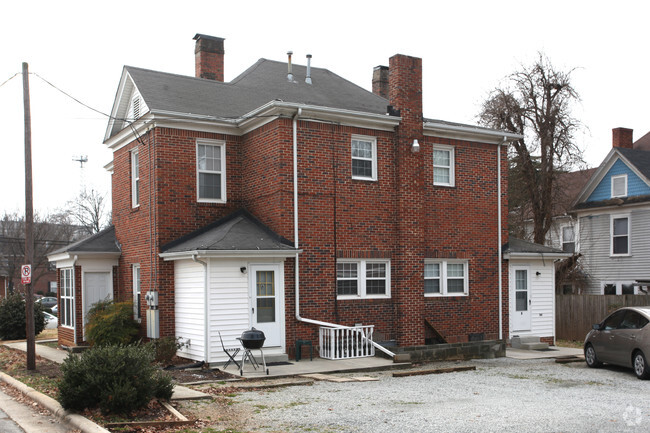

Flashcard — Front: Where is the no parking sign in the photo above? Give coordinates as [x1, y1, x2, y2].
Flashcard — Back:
[21, 265, 31, 284]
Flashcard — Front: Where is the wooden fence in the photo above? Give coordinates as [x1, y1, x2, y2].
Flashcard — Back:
[556, 295, 650, 341]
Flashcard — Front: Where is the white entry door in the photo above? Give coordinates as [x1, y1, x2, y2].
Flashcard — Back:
[512, 268, 531, 331]
[83, 272, 112, 337]
[250, 264, 283, 347]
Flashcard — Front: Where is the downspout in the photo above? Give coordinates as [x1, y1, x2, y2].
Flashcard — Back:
[498, 138, 506, 340]
[192, 254, 209, 363]
[292, 108, 395, 358]
[73, 255, 78, 345]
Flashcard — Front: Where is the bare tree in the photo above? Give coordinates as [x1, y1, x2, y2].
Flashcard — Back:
[479, 54, 584, 244]
[67, 189, 110, 235]
[0, 212, 78, 292]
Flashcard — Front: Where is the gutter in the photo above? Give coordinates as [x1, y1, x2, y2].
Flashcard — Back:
[291, 107, 396, 358]
[192, 255, 209, 363]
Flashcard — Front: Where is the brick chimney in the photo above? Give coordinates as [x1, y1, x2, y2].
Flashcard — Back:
[612, 127, 633, 149]
[372, 65, 389, 99]
[193, 34, 224, 81]
[388, 54, 423, 133]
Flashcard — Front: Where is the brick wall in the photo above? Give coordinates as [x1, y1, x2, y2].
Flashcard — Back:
[109, 55, 509, 349]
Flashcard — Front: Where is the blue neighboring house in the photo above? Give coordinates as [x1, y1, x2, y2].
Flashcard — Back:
[572, 128, 650, 294]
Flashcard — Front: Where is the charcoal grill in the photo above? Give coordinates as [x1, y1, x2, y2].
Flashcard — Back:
[237, 327, 269, 375]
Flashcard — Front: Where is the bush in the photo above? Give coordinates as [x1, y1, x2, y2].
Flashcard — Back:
[58, 344, 174, 414]
[147, 336, 186, 365]
[0, 293, 46, 340]
[85, 300, 140, 346]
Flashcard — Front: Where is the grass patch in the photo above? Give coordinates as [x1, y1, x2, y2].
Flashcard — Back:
[555, 339, 583, 349]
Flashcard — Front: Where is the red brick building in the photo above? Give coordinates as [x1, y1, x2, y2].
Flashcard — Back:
[50, 35, 520, 362]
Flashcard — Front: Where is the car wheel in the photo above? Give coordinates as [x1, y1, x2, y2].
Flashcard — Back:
[585, 344, 602, 368]
[633, 351, 650, 380]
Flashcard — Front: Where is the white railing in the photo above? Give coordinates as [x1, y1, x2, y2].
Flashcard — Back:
[319, 325, 375, 360]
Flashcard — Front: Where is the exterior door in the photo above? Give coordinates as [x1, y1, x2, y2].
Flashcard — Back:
[83, 272, 112, 337]
[250, 264, 282, 347]
[512, 267, 531, 331]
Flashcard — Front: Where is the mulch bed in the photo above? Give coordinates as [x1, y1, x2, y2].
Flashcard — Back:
[0, 345, 240, 432]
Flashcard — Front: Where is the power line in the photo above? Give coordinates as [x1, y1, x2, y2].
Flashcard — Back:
[0, 73, 19, 89]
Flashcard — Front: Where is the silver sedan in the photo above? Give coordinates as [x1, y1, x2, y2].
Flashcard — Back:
[584, 306, 650, 379]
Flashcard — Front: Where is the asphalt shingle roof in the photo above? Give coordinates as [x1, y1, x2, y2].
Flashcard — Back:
[503, 237, 566, 255]
[617, 148, 650, 180]
[161, 210, 296, 254]
[49, 226, 120, 255]
[126, 59, 389, 122]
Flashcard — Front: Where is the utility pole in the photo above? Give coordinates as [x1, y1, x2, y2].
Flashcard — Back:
[23, 62, 35, 370]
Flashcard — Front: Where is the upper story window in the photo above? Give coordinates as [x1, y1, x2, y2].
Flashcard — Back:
[611, 174, 627, 198]
[562, 226, 575, 253]
[611, 215, 630, 256]
[131, 149, 140, 208]
[197, 140, 226, 202]
[336, 259, 390, 299]
[433, 145, 455, 187]
[424, 260, 468, 296]
[351, 136, 377, 181]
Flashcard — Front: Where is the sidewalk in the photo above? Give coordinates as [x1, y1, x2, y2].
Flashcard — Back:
[0, 387, 70, 433]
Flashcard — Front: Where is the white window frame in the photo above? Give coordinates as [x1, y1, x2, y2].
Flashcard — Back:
[131, 149, 140, 208]
[611, 174, 627, 198]
[561, 225, 575, 253]
[610, 214, 631, 256]
[424, 260, 469, 297]
[60, 268, 74, 328]
[351, 135, 377, 181]
[336, 259, 390, 299]
[133, 264, 141, 320]
[601, 281, 637, 295]
[433, 144, 455, 187]
[196, 139, 226, 203]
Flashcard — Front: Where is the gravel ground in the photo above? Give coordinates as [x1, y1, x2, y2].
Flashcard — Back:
[229, 357, 650, 433]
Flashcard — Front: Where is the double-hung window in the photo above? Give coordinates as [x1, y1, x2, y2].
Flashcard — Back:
[351, 136, 377, 180]
[611, 215, 630, 256]
[424, 260, 468, 296]
[337, 260, 390, 299]
[60, 268, 74, 327]
[433, 145, 455, 186]
[131, 149, 140, 208]
[562, 226, 575, 253]
[197, 140, 226, 202]
[133, 264, 141, 320]
[611, 174, 627, 198]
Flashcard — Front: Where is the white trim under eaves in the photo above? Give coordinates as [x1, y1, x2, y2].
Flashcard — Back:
[159, 249, 302, 261]
[503, 251, 571, 260]
[424, 121, 522, 144]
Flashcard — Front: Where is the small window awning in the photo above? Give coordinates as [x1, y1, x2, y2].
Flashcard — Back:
[159, 209, 300, 260]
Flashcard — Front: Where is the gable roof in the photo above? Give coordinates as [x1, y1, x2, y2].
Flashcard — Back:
[634, 131, 650, 151]
[573, 148, 650, 210]
[159, 209, 298, 259]
[105, 60, 391, 141]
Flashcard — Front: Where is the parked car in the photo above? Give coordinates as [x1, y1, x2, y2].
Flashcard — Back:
[51, 304, 58, 315]
[36, 296, 57, 309]
[43, 311, 58, 330]
[584, 307, 650, 379]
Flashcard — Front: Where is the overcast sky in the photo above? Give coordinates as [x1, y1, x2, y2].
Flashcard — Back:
[2, 0, 648, 216]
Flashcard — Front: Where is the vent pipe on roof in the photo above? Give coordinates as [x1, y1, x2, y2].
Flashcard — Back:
[305, 54, 312, 85]
[287, 51, 294, 82]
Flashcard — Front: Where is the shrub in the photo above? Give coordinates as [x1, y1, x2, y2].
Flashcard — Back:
[58, 344, 174, 414]
[85, 299, 140, 346]
[0, 293, 45, 340]
[147, 336, 186, 365]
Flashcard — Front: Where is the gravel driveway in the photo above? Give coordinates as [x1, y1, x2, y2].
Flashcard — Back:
[230, 357, 649, 432]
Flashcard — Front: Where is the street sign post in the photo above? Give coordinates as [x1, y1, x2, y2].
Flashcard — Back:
[21, 264, 31, 285]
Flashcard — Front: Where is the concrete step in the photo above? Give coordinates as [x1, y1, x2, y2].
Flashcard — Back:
[520, 342, 549, 350]
[510, 336, 549, 350]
